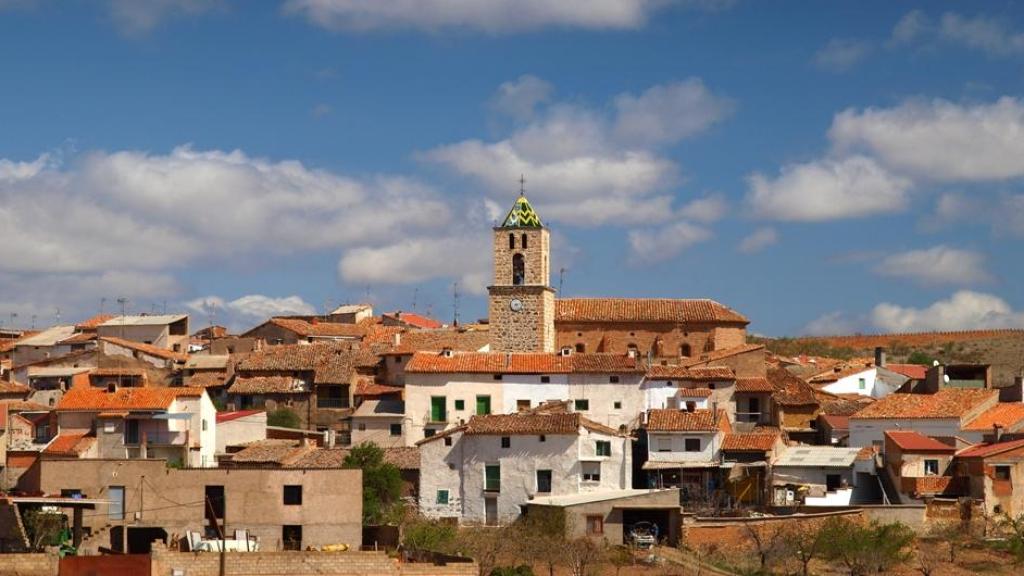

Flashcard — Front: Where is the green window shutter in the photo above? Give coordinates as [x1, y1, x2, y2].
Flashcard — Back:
[596, 441, 611, 457]
[454, 399, 465, 411]
[436, 490, 449, 505]
[476, 395, 491, 415]
[485, 464, 501, 492]
[431, 396, 446, 422]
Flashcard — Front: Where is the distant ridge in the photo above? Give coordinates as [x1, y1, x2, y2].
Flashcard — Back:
[780, 329, 1024, 349]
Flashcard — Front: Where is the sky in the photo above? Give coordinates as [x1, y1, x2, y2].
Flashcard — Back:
[1, 0, 1024, 336]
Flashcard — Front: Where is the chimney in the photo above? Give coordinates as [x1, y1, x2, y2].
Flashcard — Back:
[310, 317, 318, 325]
[560, 347, 573, 357]
[325, 429, 336, 448]
[392, 332, 402, 347]
[441, 347, 454, 358]
[874, 347, 886, 368]
[994, 424, 1004, 443]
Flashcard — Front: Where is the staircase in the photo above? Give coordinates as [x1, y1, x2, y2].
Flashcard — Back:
[77, 523, 114, 555]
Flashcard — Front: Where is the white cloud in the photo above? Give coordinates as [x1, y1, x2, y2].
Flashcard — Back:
[801, 311, 860, 336]
[939, 12, 1024, 56]
[339, 234, 491, 296]
[311, 103, 333, 118]
[677, 193, 727, 223]
[627, 221, 711, 263]
[283, 0, 676, 33]
[891, 10, 929, 45]
[747, 155, 912, 221]
[105, 0, 220, 34]
[186, 294, 317, 319]
[873, 246, 992, 286]
[488, 75, 553, 121]
[830, 97, 1024, 182]
[426, 77, 731, 226]
[814, 38, 872, 71]
[871, 291, 1024, 332]
[612, 79, 734, 147]
[737, 227, 777, 254]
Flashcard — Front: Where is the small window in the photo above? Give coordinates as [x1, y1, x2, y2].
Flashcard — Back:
[586, 515, 604, 535]
[536, 469, 552, 493]
[493, 374, 503, 381]
[201, 419, 208, 431]
[517, 399, 531, 412]
[995, 466, 1011, 481]
[858, 378, 866, 390]
[708, 382, 716, 390]
[389, 423, 402, 437]
[424, 429, 436, 438]
[454, 399, 465, 411]
[826, 474, 842, 491]
[436, 489, 450, 505]
[485, 464, 501, 492]
[613, 401, 622, 410]
[282, 525, 302, 551]
[684, 438, 701, 452]
[539, 435, 546, 442]
[509, 233, 515, 249]
[574, 399, 589, 411]
[680, 344, 692, 357]
[501, 436, 511, 448]
[657, 438, 672, 452]
[609, 376, 620, 384]
[358, 423, 366, 431]
[521, 233, 528, 249]
[540, 375, 550, 383]
[575, 343, 585, 353]
[581, 461, 601, 482]
[595, 441, 611, 457]
[444, 436, 453, 446]
[283, 485, 302, 506]
[924, 459, 939, 475]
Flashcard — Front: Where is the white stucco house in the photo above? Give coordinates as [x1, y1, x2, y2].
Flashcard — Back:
[643, 408, 730, 494]
[417, 409, 631, 525]
[808, 362, 906, 400]
[848, 388, 999, 448]
[642, 365, 736, 419]
[772, 445, 874, 506]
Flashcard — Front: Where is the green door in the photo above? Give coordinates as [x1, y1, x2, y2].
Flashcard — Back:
[476, 395, 491, 415]
[430, 396, 446, 422]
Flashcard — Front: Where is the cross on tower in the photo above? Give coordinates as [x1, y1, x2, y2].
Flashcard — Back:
[519, 174, 526, 196]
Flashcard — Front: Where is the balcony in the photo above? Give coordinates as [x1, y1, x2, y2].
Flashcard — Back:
[125, 430, 188, 446]
[317, 397, 350, 409]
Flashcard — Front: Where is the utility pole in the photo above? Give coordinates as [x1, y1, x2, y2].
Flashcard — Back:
[452, 282, 460, 327]
[558, 267, 566, 294]
[205, 496, 226, 576]
[117, 298, 128, 390]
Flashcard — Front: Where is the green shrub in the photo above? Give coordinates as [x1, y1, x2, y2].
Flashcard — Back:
[266, 407, 300, 429]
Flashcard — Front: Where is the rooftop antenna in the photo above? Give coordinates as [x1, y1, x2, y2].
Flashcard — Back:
[100, 297, 107, 316]
[9, 312, 17, 329]
[116, 298, 128, 389]
[412, 287, 419, 312]
[558, 267, 566, 294]
[452, 282, 460, 327]
[30, 314, 36, 330]
[55, 307, 61, 325]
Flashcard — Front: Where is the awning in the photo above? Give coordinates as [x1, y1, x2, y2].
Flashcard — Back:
[152, 413, 192, 420]
[642, 461, 720, 470]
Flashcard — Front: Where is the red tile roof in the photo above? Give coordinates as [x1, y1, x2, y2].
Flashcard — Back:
[405, 351, 642, 374]
[228, 375, 308, 395]
[383, 311, 443, 330]
[44, 432, 95, 456]
[380, 328, 491, 355]
[354, 382, 403, 397]
[646, 409, 728, 432]
[57, 386, 202, 411]
[852, 389, 998, 420]
[463, 413, 615, 436]
[819, 414, 850, 430]
[886, 363, 928, 380]
[75, 314, 116, 330]
[89, 367, 146, 377]
[252, 318, 367, 339]
[216, 409, 264, 423]
[735, 377, 773, 393]
[957, 437, 1024, 459]
[59, 332, 98, 344]
[768, 367, 819, 405]
[236, 341, 363, 384]
[186, 372, 228, 388]
[885, 430, 955, 452]
[962, 403, 1024, 432]
[676, 388, 714, 398]
[808, 359, 875, 384]
[0, 399, 51, 412]
[646, 365, 735, 380]
[99, 337, 187, 362]
[556, 298, 748, 324]
[0, 380, 30, 394]
[679, 344, 765, 368]
[722, 433, 779, 452]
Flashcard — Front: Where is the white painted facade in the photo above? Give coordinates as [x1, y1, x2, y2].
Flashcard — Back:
[848, 418, 961, 448]
[215, 412, 267, 454]
[646, 430, 724, 465]
[818, 368, 891, 399]
[418, 428, 631, 525]
[642, 379, 736, 419]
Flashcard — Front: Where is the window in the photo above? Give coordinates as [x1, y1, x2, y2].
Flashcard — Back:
[436, 489, 450, 505]
[826, 474, 842, 491]
[318, 384, 349, 409]
[684, 438, 701, 452]
[454, 399, 465, 411]
[512, 253, 525, 285]
[613, 401, 622, 410]
[424, 429, 436, 438]
[493, 374, 503, 381]
[358, 423, 366, 431]
[282, 525, 302, 551]
[444, 436, 453, 446]
[283, 485, 302, 506]
[581, 461, 601, 482]
[501, 436, 511, 448]
[124, 419, 139, 444]
[536, 470, 552, 493]
[540, 375, 550, 383]
[390, 423, 402, 437]
[708, 382, 716, 390]
[858, 378, 866, 390]
[575, 343, 585, 353]
[609, 376, 620, 383]
[995, 466, 1011, 481]
[521, 233, 528, 249]
[61, 489, 83, 499]
[509, 233, 515, 249]
[430, 396, 446, 422]
[685, 401, 696, 412]
[485, 464, 501, 492]
[924, 459, 939, 475]
[574, 399, 589, 411]
[205, 486, 225, 521]
[517, 399, 531, 412]
[596, 440, 611, 457]
[476, 395, 492, 415]
[202, 419, 208, 432]
[539, 434, 546, 442]
[585, 515, 604, 536]
[657, 438, 672, 452]
[680, 344, 692, 357]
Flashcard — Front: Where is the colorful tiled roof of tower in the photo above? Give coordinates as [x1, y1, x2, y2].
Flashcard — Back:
[501, 194, 543, 228]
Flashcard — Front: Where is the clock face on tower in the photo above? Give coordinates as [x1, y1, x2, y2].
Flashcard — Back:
[509, 299, 524, 312]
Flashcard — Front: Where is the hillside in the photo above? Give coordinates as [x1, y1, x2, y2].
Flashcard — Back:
[752, 329, 1024, 388]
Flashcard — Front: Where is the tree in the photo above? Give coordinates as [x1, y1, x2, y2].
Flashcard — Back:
[604, 545, 634, 576]
[865, 521, 915, 573]
[454, 525, 512, 576]
[22, 509, 65, 551]
[510, 509, 566, 576]
[819, 517, 915, 576]
[906, 350, 936, 366]
[997, 512, 1024, 562]
[402, 517, 457, 553]
[784, 521, 828, 576]
[741, 520, 790, 573]
[563, 537, 604, 576]
[266, 407, 300, 428]
[343, 442, 404, 524]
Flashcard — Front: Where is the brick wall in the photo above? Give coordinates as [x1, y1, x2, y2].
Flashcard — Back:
[555, 321, 748, 359]
[0, 552, 58, 576]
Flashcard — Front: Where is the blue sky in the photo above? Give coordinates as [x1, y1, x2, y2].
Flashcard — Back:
[1, 0, 1023, 335]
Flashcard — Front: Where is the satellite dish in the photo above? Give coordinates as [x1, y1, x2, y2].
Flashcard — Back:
[944, 374, 950, 383]
[933, 360, 940, 366]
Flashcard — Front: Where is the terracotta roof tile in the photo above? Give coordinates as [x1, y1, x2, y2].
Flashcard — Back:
[226, 440, 419, 470]
[405, 351, 642, 374]
[186, 372, 228, 388]
[722, 433, 779, 452]
[236, 342, 360, 385]
[735, 377, 773, 393]
[462, 412, 615, 436]
[679, 344, 765, 368]
[99, 337, 187, 362]
[646, 409, 728, 432]
[382, 311, 443, 330]
[216, 409, 263, 423]
[57, 386, 202, 411]
[962, 403, 1024, 432]
[382, 328, 491, 355]
[885, 430, 956, 452]
[957, 438, 1024, 459]
[768, 367, 819, 405]
[808, 359, 875, 384]
[0, 380, 30, 394]
[59, 332, 98, 345]
[676, 388, 714, 398]
[852, 389, 998, 420]
[228, 375, 309, 395]
[646, 365, 734, 380]
[887, 363, 929, 380]
[556, 298, 748, 324]
[44, 432, 95, 456]
[354, 381, 403, 397]
[0, 399, 51, 412]
[253, 318, 367, 339]
[89, 367, 146, 377]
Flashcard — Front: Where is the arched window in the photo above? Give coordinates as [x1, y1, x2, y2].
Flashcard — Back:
[627, 343, 639, 357]
[521, 233, 528, 249]
[509, 233, 515, 249]
[512, 253, 525, 285]
[680, 343, 692, 357]
[575, 343, 585, 353]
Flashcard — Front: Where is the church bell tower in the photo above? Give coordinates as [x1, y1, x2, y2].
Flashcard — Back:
[488, 188, 556, 353]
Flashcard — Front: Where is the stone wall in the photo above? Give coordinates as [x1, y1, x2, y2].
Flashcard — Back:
[0, 552, 57, 576]
[491, 228, 549, 287]
[555, 321, 748, 359]
[488, 286, 555, 353]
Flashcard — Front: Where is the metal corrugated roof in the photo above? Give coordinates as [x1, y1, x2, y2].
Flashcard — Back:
[773, 446, 861, 468]
[99, 314, 187, 327]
